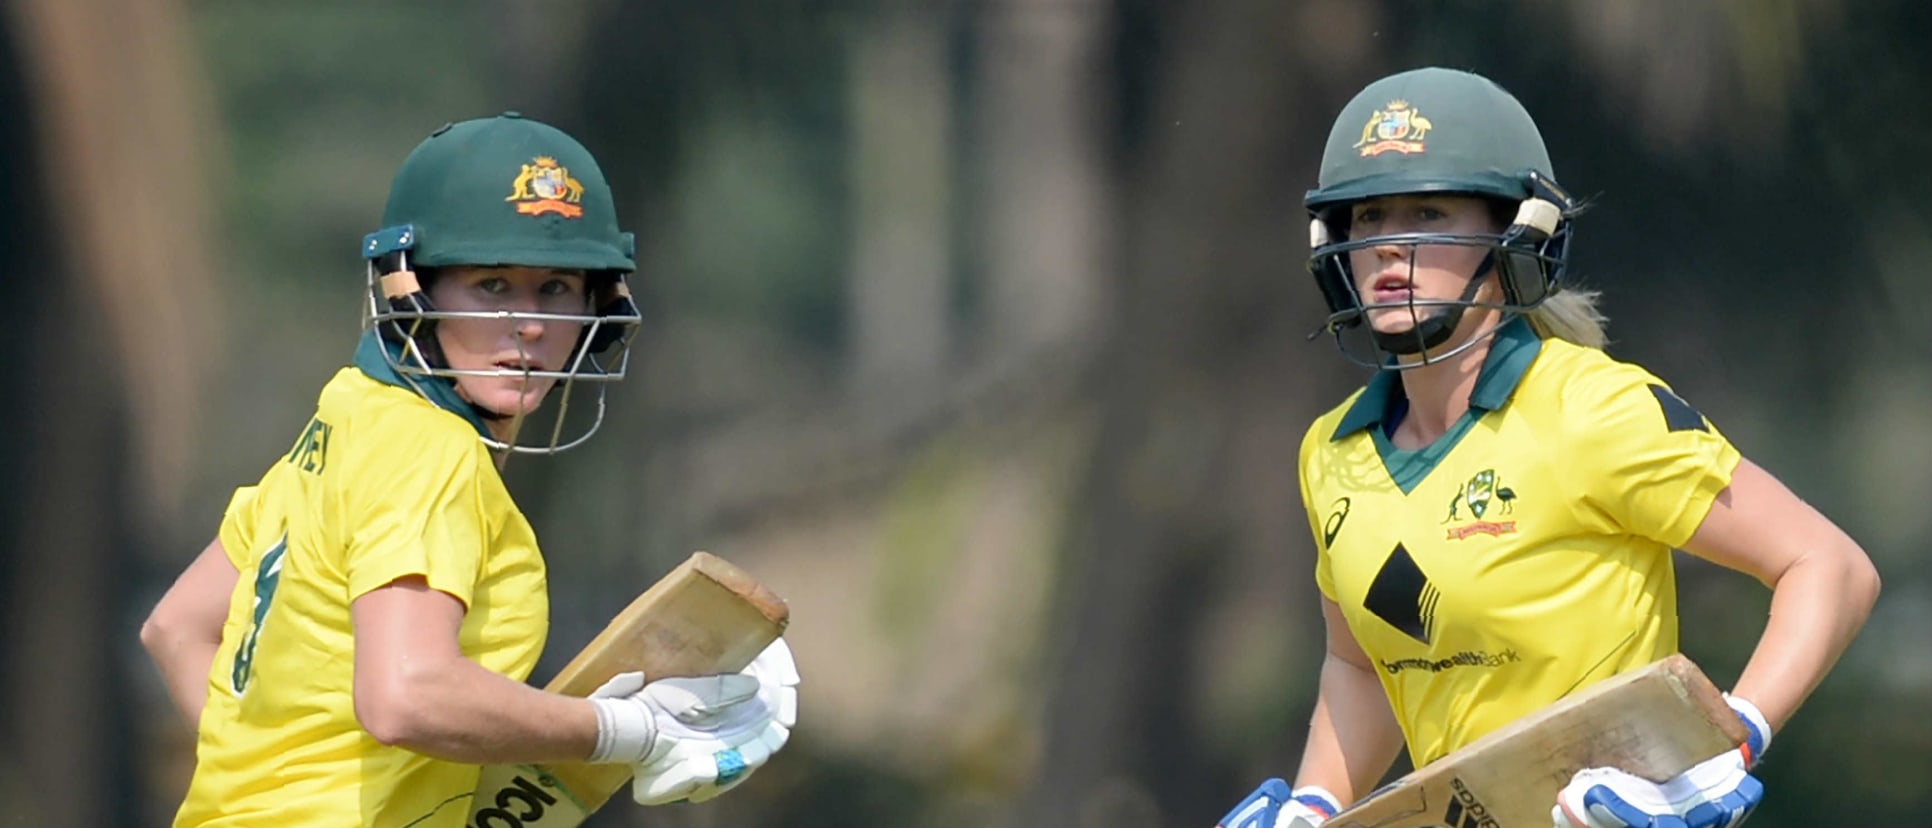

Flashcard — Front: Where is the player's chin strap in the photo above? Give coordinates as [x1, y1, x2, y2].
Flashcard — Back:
[478, 341, 594, 461]
[1370, 270, 1489, 357]
[483, 343, 535, 460]
[1308, 195, 1564, 371]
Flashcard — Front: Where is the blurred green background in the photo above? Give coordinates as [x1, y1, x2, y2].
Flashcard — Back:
[2, 1, 1926, 825]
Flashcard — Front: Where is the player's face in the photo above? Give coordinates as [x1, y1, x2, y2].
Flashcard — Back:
[1345, 195, 1502, 337]
[429, 266, 590, 419]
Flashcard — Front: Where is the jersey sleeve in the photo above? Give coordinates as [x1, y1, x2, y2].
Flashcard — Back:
[1566, 364, 1741, 548]
[217, 485, 263, 567]
[339, 417, 493, 607]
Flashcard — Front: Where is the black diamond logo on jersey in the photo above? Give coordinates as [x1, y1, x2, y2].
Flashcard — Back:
[1364, 544, 1438, 644]
[1648, 384, 1709, 433]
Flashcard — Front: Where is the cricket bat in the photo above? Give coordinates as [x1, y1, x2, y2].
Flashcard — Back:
[1326, 654, 1749, 828]
[465, 552, 790, 828]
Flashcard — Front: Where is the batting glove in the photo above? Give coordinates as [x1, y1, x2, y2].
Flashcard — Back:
[1217, 778, 1341, 828]
[587, 638, 800, 805]
[1552, 694, 1771, 828]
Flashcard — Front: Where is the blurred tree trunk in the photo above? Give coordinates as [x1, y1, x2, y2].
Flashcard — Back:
[7, 0, 221, 525]
[849, 7, 954, 388]
[1016, 1, 1385, 823]
[4, 0, 222, 823]
[977, 0, 1108, 365]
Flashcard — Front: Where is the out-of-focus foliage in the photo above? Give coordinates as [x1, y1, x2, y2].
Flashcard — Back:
[2, 1, 1925, 826]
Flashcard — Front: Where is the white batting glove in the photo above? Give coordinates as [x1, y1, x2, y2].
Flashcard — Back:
[588, 638, 800, 806]
[1216, 778, 1341, 828]
[1552, 695, 1771, 828]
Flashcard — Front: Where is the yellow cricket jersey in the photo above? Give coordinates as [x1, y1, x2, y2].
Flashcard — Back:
[177, 333, 550, 827]
[1302, 317, 1740, 768]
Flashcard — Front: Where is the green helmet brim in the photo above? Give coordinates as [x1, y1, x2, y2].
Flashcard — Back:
[1304, 170, 1530, 214]
[363, 224, 636, 272]
[409, 237, 636, 272]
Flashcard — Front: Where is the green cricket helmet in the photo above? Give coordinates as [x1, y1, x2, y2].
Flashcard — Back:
[1304, 67, 1576, 365]
[361, 112, 642, 453]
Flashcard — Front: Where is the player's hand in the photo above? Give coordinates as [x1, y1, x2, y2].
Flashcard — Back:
[656, 636, 801, 803]
[1552, 695, 1771, 828]
[1216, 778, 1341, 828]
[587, 638, 799, 805]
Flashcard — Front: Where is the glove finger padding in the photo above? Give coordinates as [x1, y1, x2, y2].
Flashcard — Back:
[1554, 755, 1762, 828]
[642, 674, 763, 727]
[588, 672, 766, 767]
[628, 637, 802, 806]
[1216, 778, 1338, 828]
[1218, 778, 1294, 828]
[589, 671, 647, 699]
[1554, 694, 1772, 828]
[682, 724, 783, 804]
[630, 717, 790, 805]
[747, 638, 801, 729]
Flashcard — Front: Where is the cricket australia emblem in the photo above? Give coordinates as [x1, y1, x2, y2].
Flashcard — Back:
[506, 155, 586, 218]
[1354, 99, 1434, 156]
[1442, 468, 1518, 541]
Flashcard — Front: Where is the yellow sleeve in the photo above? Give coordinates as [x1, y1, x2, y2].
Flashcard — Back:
[217, 485, 262, 567]
[339, 416, 492, 607]
[1567, 365, 1741, 548]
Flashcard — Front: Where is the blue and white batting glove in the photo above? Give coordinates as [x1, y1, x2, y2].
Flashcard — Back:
[1217, 778, 1341, 828]
[1552, 694, 1772, 828]
[588, 638, 800, 805]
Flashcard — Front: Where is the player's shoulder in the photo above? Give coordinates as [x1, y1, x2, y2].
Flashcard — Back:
[1298, 384, 1382, 488]
[1301, 386, 1371, 454]
[1523, 338, 1673, 410]
[1518, 338, 1719, 441]
[316, 368, 489, 457]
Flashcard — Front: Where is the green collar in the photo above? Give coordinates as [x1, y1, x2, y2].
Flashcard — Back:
[353, 330, 493, 438]
[1330, 316, 1543, 441]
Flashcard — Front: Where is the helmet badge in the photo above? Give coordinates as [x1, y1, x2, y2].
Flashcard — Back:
[505, 156, 586, 218]
[1353, 100, 1434, 157]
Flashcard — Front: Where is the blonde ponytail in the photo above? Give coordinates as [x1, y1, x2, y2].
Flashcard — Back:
[1526, 288, 1609, 349]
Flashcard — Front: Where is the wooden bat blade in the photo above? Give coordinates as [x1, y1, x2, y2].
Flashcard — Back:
[543, 551, 789, 696]
[466, 552, 789, 827]
[1328, 654, 1748, 828]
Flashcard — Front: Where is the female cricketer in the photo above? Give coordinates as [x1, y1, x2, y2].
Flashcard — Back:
[1217, 68, 1879, 828]
[140, 114, 799, 826]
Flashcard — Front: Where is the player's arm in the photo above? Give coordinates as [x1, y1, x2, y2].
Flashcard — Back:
[140, 537, 238, 727]
[1555, 457, 1880, 828]
[1294, 595, 1406, 806]
[1679, 456, 1881, 732]
[353, 575, 791, 774]
[1568, 373, 1879, 732]
[352, 575, 602, 764]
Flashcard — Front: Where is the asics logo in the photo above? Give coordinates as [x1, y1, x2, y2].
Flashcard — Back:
[1323, 497, 1351, 548]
